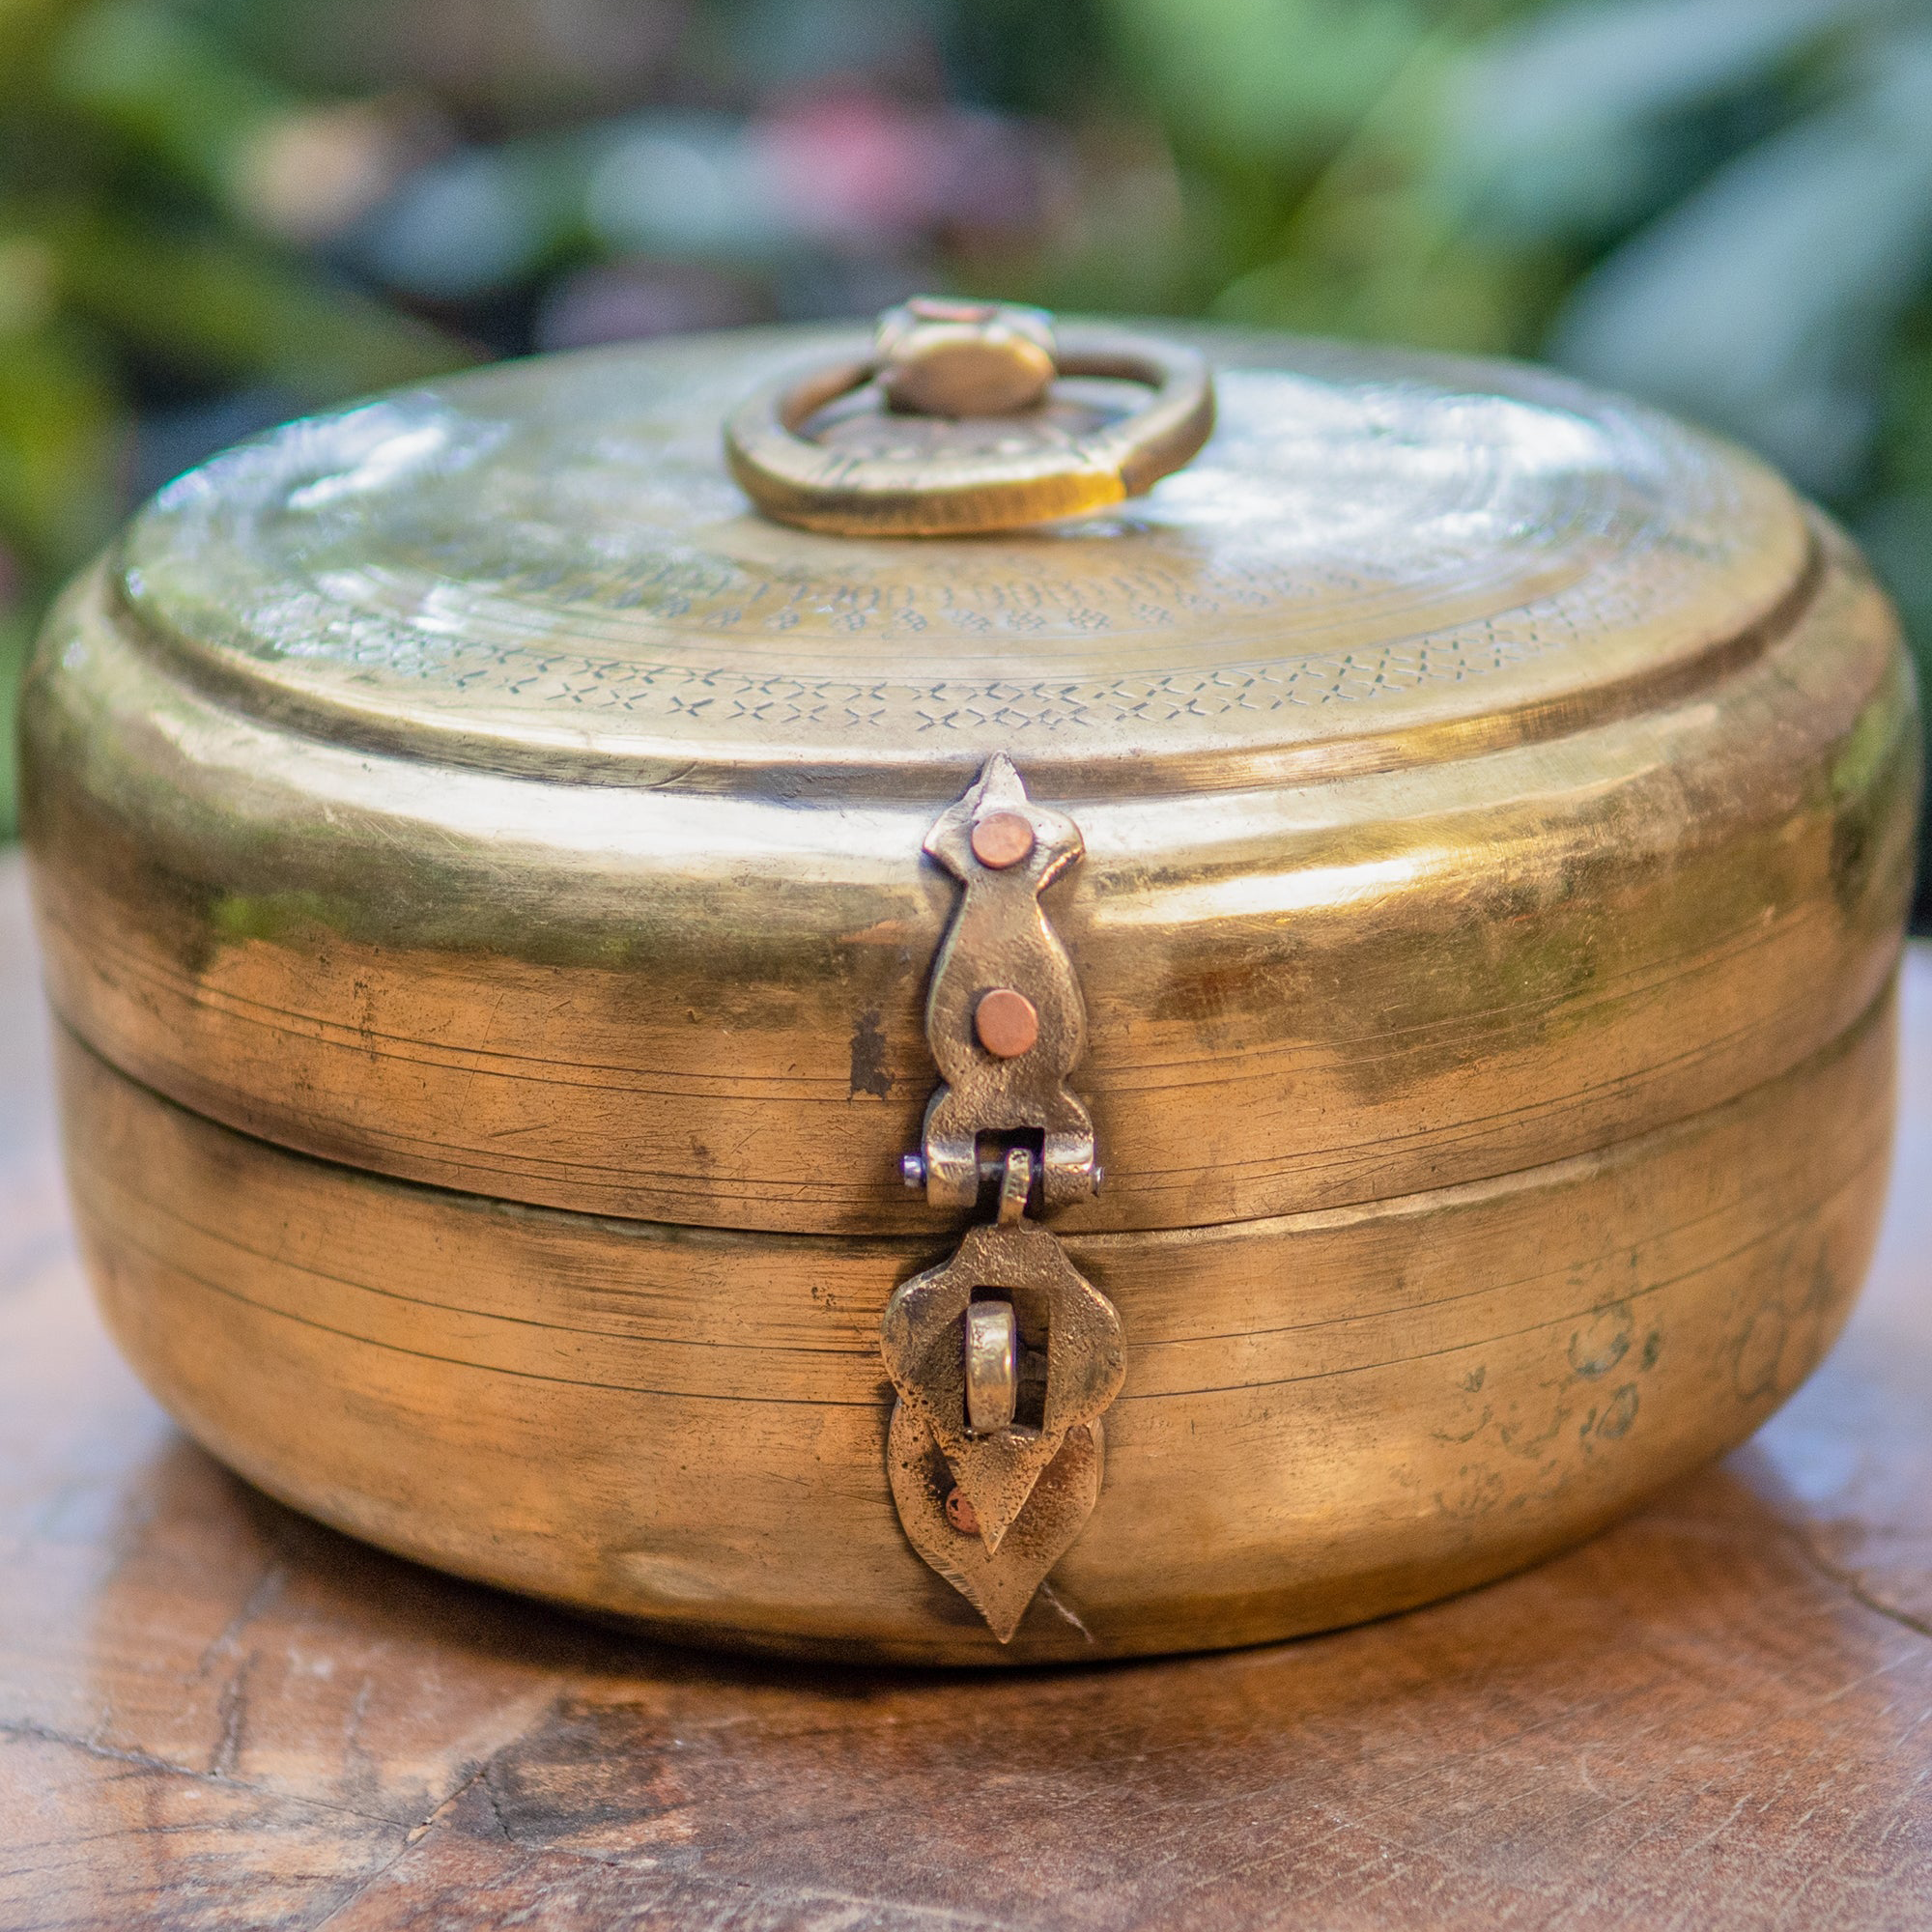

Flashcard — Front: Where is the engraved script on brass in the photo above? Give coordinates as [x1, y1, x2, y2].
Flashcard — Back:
[886, 759, 1123, 1639]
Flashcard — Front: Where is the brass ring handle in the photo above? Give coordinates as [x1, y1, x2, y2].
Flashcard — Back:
[724, 298, 1216, 537]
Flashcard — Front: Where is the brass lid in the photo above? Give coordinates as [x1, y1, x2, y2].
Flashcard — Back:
[25, 320, 1916, 1238]
[116, 323, 1808, 796]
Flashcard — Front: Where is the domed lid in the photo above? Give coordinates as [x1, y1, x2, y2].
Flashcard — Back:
[113, 314, 1809, 797]
[37, 308, 1905, 1246]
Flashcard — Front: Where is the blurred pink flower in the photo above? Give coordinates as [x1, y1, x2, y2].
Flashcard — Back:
[749, 90, 1046, 245]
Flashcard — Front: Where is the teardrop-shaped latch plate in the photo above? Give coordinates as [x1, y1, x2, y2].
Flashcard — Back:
[882, 1212, 1123, 1553]
[888, 1406, 1104, 1644]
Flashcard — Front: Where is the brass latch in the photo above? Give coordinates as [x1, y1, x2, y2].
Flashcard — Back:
[883, 755, 1123, 1640]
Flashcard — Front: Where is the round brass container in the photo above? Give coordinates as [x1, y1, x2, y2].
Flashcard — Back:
[21, 321, 1919, 1663]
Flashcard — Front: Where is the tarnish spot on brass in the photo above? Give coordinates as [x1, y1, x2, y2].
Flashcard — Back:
[1734, 1302, 1790, 1402]
[1597, 1386, 1640, 1439]
[209, 889, 356, 947]
[1568, 1306, 1634, 1379]
[848, 1008, 893, 1099]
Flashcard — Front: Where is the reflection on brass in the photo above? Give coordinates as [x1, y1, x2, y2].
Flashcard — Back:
[963, 1300, 1018, 1436]
[876, 297, 1057, 417]
[994, 1143, 1032, 1227]
[916, 755, 1098, 1212]
[724, 300, 1215, 534]
[19, 315, 1919, 1664]
[53, 992, 1896, 1662]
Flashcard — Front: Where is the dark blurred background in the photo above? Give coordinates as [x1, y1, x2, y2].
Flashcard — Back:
[4, 0, 1930, 875]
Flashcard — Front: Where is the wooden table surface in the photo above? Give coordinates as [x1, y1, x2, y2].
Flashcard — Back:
[5, 855, 1932, 1932]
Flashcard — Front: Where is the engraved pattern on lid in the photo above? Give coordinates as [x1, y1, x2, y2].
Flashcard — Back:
[113, 327, 1810, 785]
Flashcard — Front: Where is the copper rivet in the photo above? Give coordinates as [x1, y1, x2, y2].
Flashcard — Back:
[975, 987, 1038, 1058]
[945, 1487, 981, 1536]
[970, 810, 1036, 870]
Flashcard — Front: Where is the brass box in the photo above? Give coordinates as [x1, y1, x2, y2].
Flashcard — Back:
[21, 316, 1918, 1664]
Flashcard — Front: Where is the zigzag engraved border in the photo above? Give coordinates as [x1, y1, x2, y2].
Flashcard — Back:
[256, 591, 1612, 735]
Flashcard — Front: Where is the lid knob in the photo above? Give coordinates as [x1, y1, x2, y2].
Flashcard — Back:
[724, 298, 1215, 537]
[876, 297, 1058, 417]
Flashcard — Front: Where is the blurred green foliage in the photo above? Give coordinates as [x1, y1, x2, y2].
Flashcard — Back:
[0, 0, 476, 812]
[2, 0, 1930, 885]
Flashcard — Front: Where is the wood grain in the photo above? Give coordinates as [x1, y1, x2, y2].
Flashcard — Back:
[5, 853, 1932, 1928]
